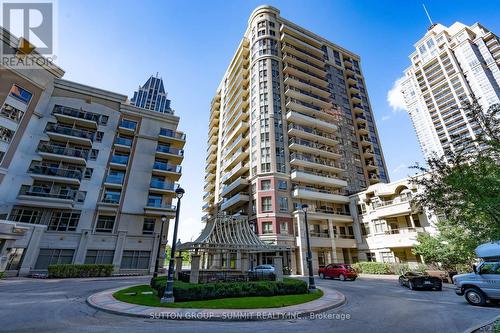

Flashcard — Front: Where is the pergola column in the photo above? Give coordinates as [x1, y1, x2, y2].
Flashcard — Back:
[273, 254, 283, 282]
[189, 254, 201, 284]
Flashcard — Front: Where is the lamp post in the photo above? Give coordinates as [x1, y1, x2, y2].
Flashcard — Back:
[153, 214, 168, 278]
[301, 204, 316, 291]
[161, 186, 184, 303]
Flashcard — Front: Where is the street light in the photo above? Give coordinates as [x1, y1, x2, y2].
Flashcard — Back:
[302, 204, 316, 291]
[153, 214, 168, 278]
[161, 186, 185, 303]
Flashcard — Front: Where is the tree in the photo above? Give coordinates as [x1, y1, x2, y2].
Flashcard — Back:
[164, 245, 191, 264]
[411, 99, 500, 268]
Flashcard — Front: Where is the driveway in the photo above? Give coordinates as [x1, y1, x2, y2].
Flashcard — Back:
[0, 276, 498, 333]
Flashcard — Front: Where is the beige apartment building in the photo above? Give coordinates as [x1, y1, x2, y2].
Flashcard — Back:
[349, 178, 438, 266]
[401, 22, 500, 159]
[0, 28, 185, 276]
[203, 6, 390, 275]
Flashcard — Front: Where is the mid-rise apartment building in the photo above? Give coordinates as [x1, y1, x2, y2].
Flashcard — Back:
[0, 29, 185, 276]
[203, 6, 389, 274]
[349, 178, 437, 266]
[401, 22, 500, 159]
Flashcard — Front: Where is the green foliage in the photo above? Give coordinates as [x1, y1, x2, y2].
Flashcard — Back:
[150, 276, 307, 302]
[0, 271, 5, 279]
[164, 245, 190, 263]
[391, 263, 411, 275]
[352, 262, 392, 274]
[411, 99, 500, 268]
[47, 264, 113, 278]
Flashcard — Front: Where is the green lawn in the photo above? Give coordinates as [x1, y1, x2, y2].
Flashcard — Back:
[113, 284, 323, 309]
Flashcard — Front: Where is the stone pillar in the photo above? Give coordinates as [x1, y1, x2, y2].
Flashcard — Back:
[19, 225, 46, 276]
[73, 229, 91, 264]
[112, 231, 127, 273]
[226, 251, 231, 269]
[290, 250, 297, 275]
[409, 214, 416, 228]
[328, 219, 338, 262]
[148, 231, 161, 274]
[236, 251, 242, 270]
[295, 212, 307, 276]
[240, 252, 249, 273]
[189, 254, 201, 284]
[273, 256, 283, 282]
[175, 256, 183, 279]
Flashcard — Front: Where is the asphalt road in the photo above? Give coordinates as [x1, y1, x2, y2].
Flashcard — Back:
[0, 276, 498, 333]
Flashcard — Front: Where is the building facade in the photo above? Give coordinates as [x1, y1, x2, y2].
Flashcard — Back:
[0, 28, 185, 276]
[349, 178, 438, 266]
[131, 74, 172, 114]
[401, 22, 500, 159]
[203, 6, 389, 275]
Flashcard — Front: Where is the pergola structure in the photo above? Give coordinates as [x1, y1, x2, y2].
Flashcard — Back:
[176, 214, 291, 283]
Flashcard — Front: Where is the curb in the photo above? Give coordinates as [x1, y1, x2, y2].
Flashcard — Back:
[463, 314, 499, 333]
[86, 284, 346, 321]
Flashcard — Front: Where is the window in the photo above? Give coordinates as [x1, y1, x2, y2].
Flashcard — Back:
[479, 262, 500, 275]
[89, 149, 99, 160]
[83, 168, 93, 179]
[142, 218, 155, 234]
[380, 251, 394, 263]
[278, 197, 288, 212]
[0, 104, 24, 122]
[366, 252, 376, 262]
[279, 222, 289, 235]
[120, 119, 137, 130]
[262, 222, 273, 234]
[9, 84, 32, 105]
[120, 250, 150, 269]
[95, 131, 104, 142]
[9, 207, 42, 224]
[99, 115, 109, 126]
[95, 215, 115, 233]
[0, 126, 14, 143]
[261, 196, 272, 212]
[277, 180, 287, 190]
[261, 179, 271, 190]
[85, 250, 114, 264]
[106, 170, 124, 184]
[48, 211, 80, 231]
[35, 249, 74, 269]
[102, 189, 121, 204]
[147, 194, 163, 207]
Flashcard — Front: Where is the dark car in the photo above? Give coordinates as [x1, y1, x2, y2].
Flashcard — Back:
[399, 272, 442, 291]
[319, 263, 357, 281]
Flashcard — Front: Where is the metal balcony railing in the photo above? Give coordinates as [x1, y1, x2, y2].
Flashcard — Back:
[160, 128, 186, 140]
[153, 161, 182, 173]
[19, 184, 77, 200]
[29, 164, 83, 180]
[38, 144, 89, 160]
[53, 105, 100, 122]
[45, 123, 95, 141]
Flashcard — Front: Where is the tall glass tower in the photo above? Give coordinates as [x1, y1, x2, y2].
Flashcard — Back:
[131, 74, 173, 114]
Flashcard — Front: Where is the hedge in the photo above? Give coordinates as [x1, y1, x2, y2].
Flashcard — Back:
[48, 264, 113, 278]
[352, 262, 392, 274]
[150, 276, 308, 302]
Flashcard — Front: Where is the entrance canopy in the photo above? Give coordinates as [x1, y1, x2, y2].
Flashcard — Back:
[178, 214, 290, 252]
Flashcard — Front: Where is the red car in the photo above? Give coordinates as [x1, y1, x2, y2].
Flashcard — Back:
[319, 263, 357, 281]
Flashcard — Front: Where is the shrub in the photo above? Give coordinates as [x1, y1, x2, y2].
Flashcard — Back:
[414, 264, 429, 274]
[0, 271, 5, 279]
[391, 263, 411, 275]
[150, 276, 308, 302]
[48, 264, 113, 278]
[352, 262, 392, 274]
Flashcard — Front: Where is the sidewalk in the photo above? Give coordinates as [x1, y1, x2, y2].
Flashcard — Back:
[86, 284, 346, 321]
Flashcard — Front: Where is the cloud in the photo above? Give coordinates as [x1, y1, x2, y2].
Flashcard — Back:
[387, 77, 407, 112]
[381, 115, 391, 121]
[391, 163, 408, 175]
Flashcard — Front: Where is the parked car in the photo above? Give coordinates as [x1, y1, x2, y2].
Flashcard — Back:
[319, 263, 357, 281]
[454, 242, 500, 306]
[249, 264, 275, 275]
[399, 272, 442, 290]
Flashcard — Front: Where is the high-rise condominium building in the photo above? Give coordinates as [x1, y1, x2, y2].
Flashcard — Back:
[401, 22, 500, 159]
[131, 74, 172, 114]
[0, 28, 185, 276]
[203, 6, 389, 274]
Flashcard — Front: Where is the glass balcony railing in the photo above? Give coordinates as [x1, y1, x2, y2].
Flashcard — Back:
[37, 144, 89, 160]
[159, 128, 186, 140]
[153, 161, 182, 173]
[119, 119, 137, 130]
[150, 180, 177, 191]
[102, 192, 120, 204]
[53, 105, 100, 123]
[114, 137, 133, 146]
[105, 174, 124, 184]
[19, 184, 78, 200]
[111, 155, 129, 165]
[45, 123, 95, 141]
[156, 145, 184, 156]
[146, 199, 176, 210]
[29, 164, 83, 180]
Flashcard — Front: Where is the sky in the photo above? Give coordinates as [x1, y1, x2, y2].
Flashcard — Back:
[51, 0, 500, 242]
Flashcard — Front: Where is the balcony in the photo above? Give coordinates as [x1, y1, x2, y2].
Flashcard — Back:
[223, 135, 248, 158]
[280, 29, 323, 58]
[144, 201, 176, 217]
[281, 42, 324, 67]
[370, 196, 413, 218]
[226, 120, 249, 143]
[282, 53, 326, 78]
[363, 148, 374, 157]
[223, 147, 249, 171]
[45, 123, 95, 146]
[149, 179, 177, 194]
[369, 173, 380, 184]
[18, 184, 82, 208]
[152, 161, 182, 180]
[283, 75, 330, 98]
[110, 155, 129, 169]
[365, 227, 424, 249]
[104, 174, 124, 188]
[221, 192, 249, 211]
[52, 105, 100, 129]
[333, 235, 357, 248]
[118, 119, 137, 134]
[292, 186, 349, 204]
[37, 144, 89, 165]
[159, 128, 186, 144]
[346, 75, 357, 85]
[290, 152, 344, 173]
[365, 160, 378, 171]
[156, 145, 184, 162]
[28, 164, 82, 185]
[203, 191, 214, 203]
[353, 104, 364, 114]
[348, 84, 360, 94]
[288, 124, 339, 146]
[286, 111, 337, 133]
[358, 125, 369, 135]
[306, 208, 353, 222]
[114, 137, 133, 151]
[221, 177, 248, 198]
[360, 136, 372, 146]
[283, 64, 328, 88]
[222, 162, 249, 185]
[204, 181, 215, 192]
[288, 137, 341, 160]
[291, 169, 347, 188]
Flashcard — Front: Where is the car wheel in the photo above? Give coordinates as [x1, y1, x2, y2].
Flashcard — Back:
[398, 278, 404, 287]
[339, 274, 346, 281]
[465, 288, 487, 306]
[319, 273, 325, 279]
[350, 278, 356, 281]
[435, 285, 442, 291]
[409, 281, 415, 290]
